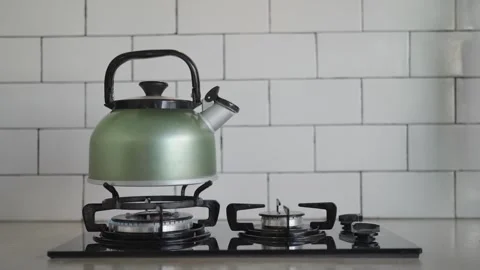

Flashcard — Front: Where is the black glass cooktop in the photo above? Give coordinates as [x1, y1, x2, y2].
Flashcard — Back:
[47, 221, 422, 258]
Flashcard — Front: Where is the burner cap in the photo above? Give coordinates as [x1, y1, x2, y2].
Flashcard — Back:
[259, 210, 305, 228]
[108, 211, 193, 233]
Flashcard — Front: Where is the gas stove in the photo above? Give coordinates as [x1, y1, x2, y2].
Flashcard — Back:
[48, 181, 422, 258]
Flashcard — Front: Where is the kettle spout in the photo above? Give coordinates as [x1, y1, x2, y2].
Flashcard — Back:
[199, 86, 239, 132]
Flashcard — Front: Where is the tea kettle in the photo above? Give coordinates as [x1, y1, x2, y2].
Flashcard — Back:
[88, 50, 239, 186]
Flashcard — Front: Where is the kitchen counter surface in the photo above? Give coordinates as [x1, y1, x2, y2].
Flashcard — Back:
[1, 219, 480, 270]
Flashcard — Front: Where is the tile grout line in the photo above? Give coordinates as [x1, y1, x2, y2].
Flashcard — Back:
[222, 34, 226, 80]
[7, 76, 480, 84]
[1, 169, 479, 177]
[84, 0, 87, 35]
[408, 31, 412, 77]
[454, 78, 458, 123]
[454, 0, 458, 30]
[0, 122, 478, 131]
[266, 173, 270, 211]
[10, 29, 480, 38]
[267, 80, 272, 126]
[314, 33, 319, 78]
[175, 0, 179, 34]
[360, 0, 364, 31]
[84, 83, 87, 127]
[40, 37, 43, 82]
[268, 0, 272, 32]
[313, 127, 317, 171]
[37, 129, 40, 175]
[453, 171, 457, 218]
[406, 125, 409, 171]
[360, 79, 364, 123]
[130, 36, 134, 80]
[359, 172, 363, 215]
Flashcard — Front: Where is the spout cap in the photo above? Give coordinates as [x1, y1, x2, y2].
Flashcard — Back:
[205, 86, 239, 113]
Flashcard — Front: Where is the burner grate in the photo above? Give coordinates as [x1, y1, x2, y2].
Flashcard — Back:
[89, 223, 219, 251]
[82, 180, 220, 232]
[226, 199, 337, 247]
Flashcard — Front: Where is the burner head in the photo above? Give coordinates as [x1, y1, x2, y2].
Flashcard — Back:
[259, 210, 305, 228]
[108, 211, 193, 233]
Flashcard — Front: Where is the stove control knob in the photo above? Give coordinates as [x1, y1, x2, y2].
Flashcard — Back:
[352, 223, 380, 235]
[339, 214, 363, 232]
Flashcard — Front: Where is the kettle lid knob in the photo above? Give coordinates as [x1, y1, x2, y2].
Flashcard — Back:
[139, 81, 169, 96]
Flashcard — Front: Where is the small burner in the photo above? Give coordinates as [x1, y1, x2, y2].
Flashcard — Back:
[226, 199, 337, 247]
[108, 211, 194, 233]
[259, 199, 305, 228]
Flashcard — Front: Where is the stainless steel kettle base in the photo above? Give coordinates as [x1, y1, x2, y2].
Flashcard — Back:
[87, 175, 218, 187]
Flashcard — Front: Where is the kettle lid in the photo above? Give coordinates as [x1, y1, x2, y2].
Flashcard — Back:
[112, 81, 194, 110]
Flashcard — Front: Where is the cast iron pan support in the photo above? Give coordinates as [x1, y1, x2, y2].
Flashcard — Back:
[298, 202, 337, 230]
[226, 204, 265, 231]
[226, 202, 337, 231]
[82, 181, 219, 232]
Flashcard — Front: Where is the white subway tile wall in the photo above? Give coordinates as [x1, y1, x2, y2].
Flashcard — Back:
[225, 34, 316, 79]
[270, 79, 361, 125]
[0, 130, 37, 174]
[363, 79, 455, 124]
[409, 125, 480, 170]
[178, 0, 269, 34]
[456, 172, 480, 217]
[0, 0, 84, 36]
[0, 38, 40, 82]
[87, 0, 176, 35]
[270, 0, 362, 32]
[39, 129, 92, 174]
[0, 0, 478, 220]
[223, 127, 314, 172]
[316, 33, 409, 77]
[363, 0, 455, 30]
[315, 126, 407, 171]
[362, 172, 455, 218]
[411, 32, 480, 76]
[43, 37, 132, 82]
[457, 79, 480, 123]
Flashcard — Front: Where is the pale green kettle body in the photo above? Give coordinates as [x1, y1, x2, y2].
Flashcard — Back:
[88, 50, 239, 186]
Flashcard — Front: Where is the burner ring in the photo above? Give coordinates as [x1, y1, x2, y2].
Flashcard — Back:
[108, 211, 193, 233]
[259, 210, 304, 228]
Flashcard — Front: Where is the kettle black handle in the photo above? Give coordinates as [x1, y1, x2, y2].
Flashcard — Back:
[104, 50, 201, 109]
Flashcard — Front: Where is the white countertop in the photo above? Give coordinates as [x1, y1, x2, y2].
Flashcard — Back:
[1, 219, 480, 270]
